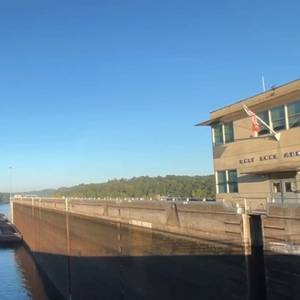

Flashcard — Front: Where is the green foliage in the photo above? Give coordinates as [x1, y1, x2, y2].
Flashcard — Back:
[53, 175, 215, 199]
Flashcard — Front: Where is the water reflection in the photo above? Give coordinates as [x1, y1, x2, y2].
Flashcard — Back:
[14, 244, 63, 300]
[0, 245, 31, 300]
[0, 204, 59, 300]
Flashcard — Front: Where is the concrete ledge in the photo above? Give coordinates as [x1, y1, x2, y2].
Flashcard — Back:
[12, 197, 244, 246]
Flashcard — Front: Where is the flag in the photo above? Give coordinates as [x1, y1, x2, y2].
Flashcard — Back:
[243, 105, 261, 137]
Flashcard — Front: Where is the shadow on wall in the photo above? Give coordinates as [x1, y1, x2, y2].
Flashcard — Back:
[12, 203, 300, 300]
[31, 251, 267, 300]
[238, 174, 269, 184]
[11, 243, 300, 300]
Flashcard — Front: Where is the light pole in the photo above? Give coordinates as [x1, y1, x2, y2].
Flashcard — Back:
[9, 166, 13, 200]
[9, 166, 13, 222]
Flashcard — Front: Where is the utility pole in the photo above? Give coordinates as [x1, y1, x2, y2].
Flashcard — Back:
[9, 166, 13, 200]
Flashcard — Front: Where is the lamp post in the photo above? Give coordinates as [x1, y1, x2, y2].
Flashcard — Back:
[9, 166, 13, 222]
[9, 166, 13, 200]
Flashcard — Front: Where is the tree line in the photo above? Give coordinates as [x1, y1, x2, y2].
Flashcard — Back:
[53, 175, 215, 199]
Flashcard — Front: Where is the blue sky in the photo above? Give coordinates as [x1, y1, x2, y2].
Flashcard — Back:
[0, 0, 299, 192]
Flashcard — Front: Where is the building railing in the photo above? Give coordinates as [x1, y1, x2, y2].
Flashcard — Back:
[230, 195, 300, 213]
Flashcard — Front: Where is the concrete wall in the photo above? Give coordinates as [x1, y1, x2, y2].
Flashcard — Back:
[262, 203, 300, 254]
[12, 197, 246, 247]
[261, 203, 300, 299]
[12, 198, 300, 300]
[12, 200, 254, 300]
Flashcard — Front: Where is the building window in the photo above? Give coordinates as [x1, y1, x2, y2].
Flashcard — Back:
[227, 170, 238, 193]
[271, 106, 286, 131]
[287, 100, 300, 128]
[272, 182, 281, 193]
[257, 111, 270, 135]
[217, 171, 227, 193]
[213, 122, 234, 145]
[216, 169, 238, 194]
[224, 122, 234, 143]
[213, 124, 223, 145]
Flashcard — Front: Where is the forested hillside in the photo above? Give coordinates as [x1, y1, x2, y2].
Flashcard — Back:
[54, 175, 215, 199]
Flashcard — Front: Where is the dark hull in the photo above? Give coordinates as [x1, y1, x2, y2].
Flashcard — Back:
[0, 234, 22, 242]
[0, 222, 22, 243]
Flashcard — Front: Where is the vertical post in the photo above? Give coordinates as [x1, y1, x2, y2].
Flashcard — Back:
[65, 197, 69, 212]
[10, 198, 14, 223]
[280, 180, 284, 203]
[65, 197, 72, 300]
[39, 197, 41, 219]
[284, 104, 289, 130]
[244, 198, 249, 213]
[242, 214, 251, 252]
[262, 75, 266, 92]
[295, 172, 300, 197]
[31, 197, 34, 216]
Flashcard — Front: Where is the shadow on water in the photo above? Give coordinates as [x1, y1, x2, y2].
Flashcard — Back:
[13, 244, 65, 300]
[11, 204, 300, 300]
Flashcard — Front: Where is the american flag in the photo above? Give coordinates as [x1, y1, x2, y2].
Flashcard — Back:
[243, 105, 261, 137]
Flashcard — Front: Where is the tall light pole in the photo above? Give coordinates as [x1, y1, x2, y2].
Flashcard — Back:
[9, 166, 13, 222]
[9, 166, 13, 200]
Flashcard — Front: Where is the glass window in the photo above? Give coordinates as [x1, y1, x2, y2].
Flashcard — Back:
[227, 170, 238, 193]
[216, 170, 238, 194]
[257, 111, 270, 135]
[213, 124, 223, 145]
[285, 182, 292, 193]
[273, 182, 281, 193]
[224, 122, 234, 143]
[217, 171, 227, 193]
[288, 101, 300, 128]
[271, 106, 286, 131]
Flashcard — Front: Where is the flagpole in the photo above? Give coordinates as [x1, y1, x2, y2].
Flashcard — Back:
[243, 105, 281, 141]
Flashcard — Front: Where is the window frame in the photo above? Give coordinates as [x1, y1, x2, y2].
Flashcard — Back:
[212, 121, 234, 146]
[287, 100, 300, 129]
[216, 170, 227, 194]
[216, 169, 238, 194]
[224, 122, 234, 143]
[270, 105, 286, 132]
[255, 100, 300, 134]
[212, 124, 224, 145]
[257, 110, 270, 136]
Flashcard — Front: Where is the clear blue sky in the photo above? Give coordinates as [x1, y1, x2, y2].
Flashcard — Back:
[0, 0, 299, 192]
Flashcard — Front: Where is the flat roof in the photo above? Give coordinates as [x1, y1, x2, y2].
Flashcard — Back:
[197, 78, 300, 126]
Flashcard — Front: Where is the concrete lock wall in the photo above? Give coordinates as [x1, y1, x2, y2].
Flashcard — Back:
[12, 197, 247, 247]
[11, 198, 300, 300]
[262, 203, 300, 254]
[13, 201, 260, 300]
[261, 203, 300, 298]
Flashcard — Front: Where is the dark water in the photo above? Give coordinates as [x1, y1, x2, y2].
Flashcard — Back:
[0, 203, 30, 300]
[0, 246, 31, 300]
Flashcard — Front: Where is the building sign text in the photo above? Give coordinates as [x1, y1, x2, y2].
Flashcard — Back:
[239, 151, 300, 164]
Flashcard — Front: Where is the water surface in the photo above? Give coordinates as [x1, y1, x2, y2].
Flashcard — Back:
[0, 203, 52, 300]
